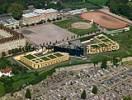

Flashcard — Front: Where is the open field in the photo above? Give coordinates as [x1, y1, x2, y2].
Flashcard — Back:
[18, 24, 75, 45]
[54, 16, 98, 36]
[81, 11, 129, 29]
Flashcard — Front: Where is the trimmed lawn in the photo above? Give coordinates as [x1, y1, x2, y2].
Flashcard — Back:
[24, 54, 36, 60]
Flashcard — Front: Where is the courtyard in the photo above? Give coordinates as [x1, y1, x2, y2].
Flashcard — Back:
[18, 24, 75, 45]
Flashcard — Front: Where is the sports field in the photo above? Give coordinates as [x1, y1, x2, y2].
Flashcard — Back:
[54, 16, 98, 36]
[81, 11, 128, 29]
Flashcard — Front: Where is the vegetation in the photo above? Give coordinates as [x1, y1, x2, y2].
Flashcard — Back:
[90, 28, 132, 63]
[87, 0, 108, 6]
[54, 16, 98, 36]
[81, 90, 87, 99]
[0, 0, 108, 19]
[0, 57, 89, 97]
[25, 89, 31, 99]
[107, 0, 132, 20]
[61, 1, 100, 9]
[7, 3, 24, 20]
[101, 60, 108, 69]
[123, 96, 132, 100]
[92, 85, 98, 94]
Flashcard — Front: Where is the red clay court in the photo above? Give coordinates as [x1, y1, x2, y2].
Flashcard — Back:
[81, 11, 128, 29]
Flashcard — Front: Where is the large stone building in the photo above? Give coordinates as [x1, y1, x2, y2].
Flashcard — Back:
[0, 25, 26, 56]
[20, 52, 69, 69]
[21, 8, 59, 25]
[82, 34, 119, 54]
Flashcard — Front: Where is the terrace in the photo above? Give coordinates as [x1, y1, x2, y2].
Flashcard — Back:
[54, 53, 63, 57]
[41, 57, 50, 61]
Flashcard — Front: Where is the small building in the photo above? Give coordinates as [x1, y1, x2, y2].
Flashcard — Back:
[21, 8, 59, 25]
[0, 14, 19, 29]
[20, 52, 69, 69]
[0, 67, 13, 77]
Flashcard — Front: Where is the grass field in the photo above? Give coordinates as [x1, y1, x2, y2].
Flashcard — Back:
[90, 27, 132, 63]
[54, 16, 98, 36]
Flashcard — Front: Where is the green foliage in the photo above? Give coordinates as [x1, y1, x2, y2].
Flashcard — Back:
[81, 90, 86, 99]
[108, 0, 132, 20]
[92, 85, 98, 94]
[87, 0, 108, 6]
[7, 3, 23, 20]
[0, 58, 11, 69]
[112, 57, 119, 67]
[25, 89, 31, 99]
[0, 82, 5, 96]
[90, 28, 132, 63]
[123, 96, 132, 100]
[101, 60, 108, 69]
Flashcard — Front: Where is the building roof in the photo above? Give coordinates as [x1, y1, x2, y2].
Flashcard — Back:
[0, 14, 19, 25]
[1, 67, 12, 73]
[23, 8, 57, 18]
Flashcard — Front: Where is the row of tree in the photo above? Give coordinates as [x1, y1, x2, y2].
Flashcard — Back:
[107, 0, 132, 20]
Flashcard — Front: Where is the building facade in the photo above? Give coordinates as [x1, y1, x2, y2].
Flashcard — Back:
[21, 8, 59, 25]
[20, 52, 69, 69]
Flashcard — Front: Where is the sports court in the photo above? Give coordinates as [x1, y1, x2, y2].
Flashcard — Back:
[81, 11, 128, 29]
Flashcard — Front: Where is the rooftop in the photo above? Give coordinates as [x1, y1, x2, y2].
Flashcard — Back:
[23, 8, 57, 18]
[24, 52, 66, 63]
[0, 14, 19, 25]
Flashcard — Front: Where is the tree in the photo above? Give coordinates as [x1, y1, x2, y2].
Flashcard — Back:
[101, 60, 108, 69]
[1, 52, 6, 57]
[7, 3, 23, 20]
[123, 96, 132, 100]
[112, 57, 119, 67]
[81, 90, 86, 99]
[25, 89, 31, 99]
[92, 85, 98, 94]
